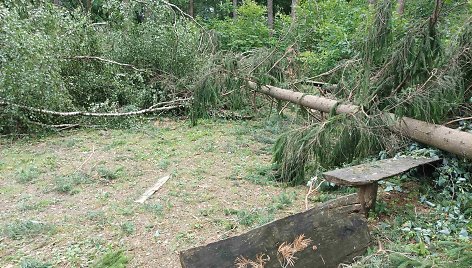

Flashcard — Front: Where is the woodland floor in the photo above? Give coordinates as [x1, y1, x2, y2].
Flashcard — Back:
[1, 118, 450, 268]
[0, 118, 313, 267]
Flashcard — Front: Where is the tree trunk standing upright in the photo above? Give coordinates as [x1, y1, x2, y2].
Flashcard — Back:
[233, 0, 237, 19]
[85, 0, 92, 13]
[397, 0, 405, 15]
[267, 0, 274, 36]
[291, 0, 298, 20]
[53, 0, 61, 5]
[189, 0, 194, 18]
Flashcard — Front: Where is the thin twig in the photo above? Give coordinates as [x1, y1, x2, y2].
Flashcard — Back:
[28, 120, 80, 131]
[310, 59, 360, 79]
[278, 101, 291, 115]
[76, 145, 95, 173]
[305, 177, 325, 210]
[65, 56, 146, 72]
[444, 116, 472, 126]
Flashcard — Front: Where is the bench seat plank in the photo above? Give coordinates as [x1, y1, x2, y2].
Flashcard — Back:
[323, 156, 441, 186]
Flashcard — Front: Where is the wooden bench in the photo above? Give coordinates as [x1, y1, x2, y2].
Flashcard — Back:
[323, 156, 441, 216]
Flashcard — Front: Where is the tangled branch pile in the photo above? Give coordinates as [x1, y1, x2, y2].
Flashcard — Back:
[274, 0, 472, 184]
[1, 0, 471, 186]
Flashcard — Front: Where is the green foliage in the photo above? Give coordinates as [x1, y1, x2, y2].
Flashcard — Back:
[350, 1, 470, 124]
[19, 258, 52, 268]
[15, 166, 40, 183]
[0, 3, 75, 133]
[93, 249, 129, 268]
[120, 221, 135, 236]
[2, 219, 55, 240]
[209, 1, 272, 51]
[272, 191, 296, 209]
[0, 1, 207, 134]
[296, 0, 366, 76]
[97, 166, 123, 180]
[274, 114, 385, 185]
[144, 203, 164, 216]
[189, 49, 271, 125]
[245, 164, 276, 185]
[54, 172, 92, 194]
[236, 210, 260, 226]
[273, 1, 472, 185]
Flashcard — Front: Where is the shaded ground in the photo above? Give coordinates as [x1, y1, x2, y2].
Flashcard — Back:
[0, 118, 308, 267]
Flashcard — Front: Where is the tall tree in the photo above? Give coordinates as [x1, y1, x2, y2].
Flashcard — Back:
[233, 0, 238, 19]
[397, 0, 405, 15]
[291, 0, 297, 20]
[267, 0, 274, 35]
[86, 0, 92, 13]
[189, 0, 194, 18]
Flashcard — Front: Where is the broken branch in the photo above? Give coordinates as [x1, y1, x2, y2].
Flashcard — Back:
[135, 175, 171, 204]
[0, 99, 186, 117]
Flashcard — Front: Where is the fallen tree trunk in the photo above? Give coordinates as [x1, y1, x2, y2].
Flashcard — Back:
[248, 82, 472, 160]
[180, 194, 369, 268]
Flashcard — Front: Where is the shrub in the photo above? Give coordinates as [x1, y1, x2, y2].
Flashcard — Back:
[2, 219, 55, 240]
[0, 1, 206, 134]
[209, 0, 272, 51]
[93, 249, 129, 268]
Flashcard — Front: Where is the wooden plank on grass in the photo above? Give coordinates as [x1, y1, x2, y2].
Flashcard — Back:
[179, 194, 369, 268]
[323, 156, 441, 186]
[134, 175, 171, 204]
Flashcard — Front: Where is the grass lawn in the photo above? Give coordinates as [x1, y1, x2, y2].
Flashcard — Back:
[1, 117, 470, 267]
[0, 118, 311, 267]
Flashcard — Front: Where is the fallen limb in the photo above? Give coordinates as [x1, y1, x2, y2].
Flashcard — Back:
[248, 81, 472, 160]
[135, 175, 171, 203]
[28, 120, 80, 130]
[0, 99, 186, 117]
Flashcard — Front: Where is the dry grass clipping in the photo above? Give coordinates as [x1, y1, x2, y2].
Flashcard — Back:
[277, 234, 313, 267]
[235, 253, 270, 268]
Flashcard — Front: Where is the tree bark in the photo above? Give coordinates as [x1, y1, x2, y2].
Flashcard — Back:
[188, 0, 194, 18]
[397, 0, 405, 15]
[248, 82, 472, 160]
[431, 0, 442, 25]
[291, 0, 298, 20]
[85, 0, 92, 13]
[233, 0, 237, 19]
[180, 194, 369, 268]
[0, 99, 187, 117]
[53, 0, 61, 5]
[267, 0, 274, 36]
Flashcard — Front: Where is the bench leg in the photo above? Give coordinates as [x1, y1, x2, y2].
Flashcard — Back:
[357, 182, 378, 217]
